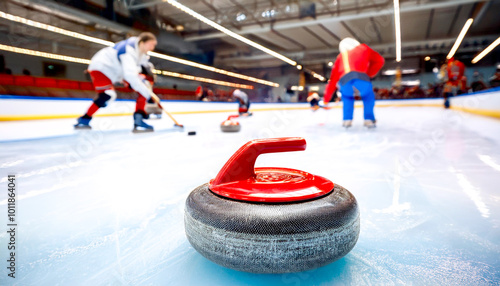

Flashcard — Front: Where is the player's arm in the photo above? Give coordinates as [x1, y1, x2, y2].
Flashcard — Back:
[323, 58, 341, 103]
[120, 53, 152, 99]
[366, 47, 385, 78]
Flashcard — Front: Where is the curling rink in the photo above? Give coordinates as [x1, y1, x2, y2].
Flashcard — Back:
[1, 96, 500, 285]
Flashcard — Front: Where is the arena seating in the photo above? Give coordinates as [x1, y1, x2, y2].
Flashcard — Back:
[0, 74, 197, 100]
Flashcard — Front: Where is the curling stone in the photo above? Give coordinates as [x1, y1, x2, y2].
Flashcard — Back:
[220, 115, 241, 132]
[184, 137, 359, 273]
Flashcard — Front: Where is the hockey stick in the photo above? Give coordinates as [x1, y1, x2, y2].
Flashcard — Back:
[149, 92, 184, 128]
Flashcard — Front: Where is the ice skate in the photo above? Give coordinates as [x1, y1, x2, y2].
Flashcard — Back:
[74, 116, 92, 129]
[132, 113, 154, 133]
[364, 120, 376, 128]
[342, 120, 352, 128]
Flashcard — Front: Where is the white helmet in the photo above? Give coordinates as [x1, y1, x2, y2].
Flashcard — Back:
[339, 37, 361, 53]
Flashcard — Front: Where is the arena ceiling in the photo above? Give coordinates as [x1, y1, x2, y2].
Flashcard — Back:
[128, 0, 500, 69]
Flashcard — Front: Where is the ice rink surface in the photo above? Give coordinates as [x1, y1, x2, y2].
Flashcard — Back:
[1, 103, 500, 285]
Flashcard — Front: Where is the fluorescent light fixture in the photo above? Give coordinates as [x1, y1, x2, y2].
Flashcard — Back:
[0, 44, 253, 89]
[471, 37, 500, 64]
[163, 0, 297, 66]
[309, 86, 320, 91]
[152, 70, 253, 89]
[149, 51, 278, 87]
[382, 68, 418, 76]
[291, 86, 304, 91]
[394, 0, 401, 62]
[0, 11, 114, 46]
[0, 44, 91, 64]
[400, 79, 420, 86]
[310, 72, 326, 81]
[447, 18, 473, 59]
[0, 11, 277, 87]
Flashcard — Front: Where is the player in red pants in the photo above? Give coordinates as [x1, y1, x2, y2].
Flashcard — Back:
[74, 32, 157, 132]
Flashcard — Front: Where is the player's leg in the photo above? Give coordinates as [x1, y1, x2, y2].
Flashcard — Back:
[354, 79, 376, 127]
[133, 94, 153, 132]
[75, 71, 114, 129]
[340, 83, 354, 127]
[443, 82, 456, 109]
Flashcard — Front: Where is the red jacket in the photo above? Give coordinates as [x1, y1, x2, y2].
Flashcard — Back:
[324, 44, 384, 102]
[447, 59, 465, 83]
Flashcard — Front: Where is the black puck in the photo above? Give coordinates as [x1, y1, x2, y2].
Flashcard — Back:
[188, 131, 196, 136]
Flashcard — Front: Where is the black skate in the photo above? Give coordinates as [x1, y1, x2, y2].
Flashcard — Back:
[132, 113, 154, 133]
[74, 117, 92, 129]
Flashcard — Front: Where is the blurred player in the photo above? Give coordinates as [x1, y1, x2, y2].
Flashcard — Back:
[307, 92, 321, 111]
[74, 32, 158, 132]
[233, 89, 252, 116]
[443, 57, 465, 109]
[323, 37, 384, 128]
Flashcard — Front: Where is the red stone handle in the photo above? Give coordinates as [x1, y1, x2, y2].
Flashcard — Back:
[210, 137, 307, 186]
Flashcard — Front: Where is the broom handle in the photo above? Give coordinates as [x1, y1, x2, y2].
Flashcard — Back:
[149, 92, 183, 126]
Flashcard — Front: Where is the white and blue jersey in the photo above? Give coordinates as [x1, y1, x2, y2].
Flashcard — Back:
[88, 37, 151, 98]
[233, 89, 249, 105]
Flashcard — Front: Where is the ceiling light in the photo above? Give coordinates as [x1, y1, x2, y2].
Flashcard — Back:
[0, 44, 91, 64]
[297, 65, 302, 70]
[447, 18, 473, 59]
[424, 56, 430, 61]
[149, 52, 278, 87]
[261, 10, 276, 18]
[382, 69, 418, 76]
[0, 11, 114, 46]
[394, 0, 401, 62]
[236, 13, 246, 22]
[328, 61, 333, 67]
[401, 80, 420, 86]
[310, 72, 326, 81]
[0, 11, 277, 87]
[471, 37, 500, 64]
[163, 0, 297, 66]
[153, 70, 253, 89]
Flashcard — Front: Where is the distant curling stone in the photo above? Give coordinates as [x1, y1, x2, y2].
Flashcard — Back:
[185, 137, 360, 273]
[220, 115, 241, 132]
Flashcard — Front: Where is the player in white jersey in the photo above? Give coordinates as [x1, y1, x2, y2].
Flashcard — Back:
[232, 89, 251, 115]
[74, 32, 157, 132]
